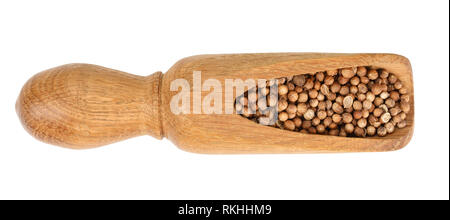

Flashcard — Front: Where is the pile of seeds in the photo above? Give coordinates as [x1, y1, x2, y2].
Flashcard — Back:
[235, 67, 411, 137]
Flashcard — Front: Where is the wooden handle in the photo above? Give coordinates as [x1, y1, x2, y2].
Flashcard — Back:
[16, 64, 162, 149]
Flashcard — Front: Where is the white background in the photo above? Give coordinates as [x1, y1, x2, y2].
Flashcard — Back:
[0, 0, 448, 200]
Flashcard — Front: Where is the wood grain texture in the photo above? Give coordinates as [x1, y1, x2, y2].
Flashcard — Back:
[16, 53, 414, 153]
[16, 64, 162, 149]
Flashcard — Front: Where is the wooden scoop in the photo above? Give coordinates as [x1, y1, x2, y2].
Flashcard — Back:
[16, 53, 414, 153]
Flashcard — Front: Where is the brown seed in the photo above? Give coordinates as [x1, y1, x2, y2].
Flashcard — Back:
[374, 97, 384, 106]
[379, 104, 389, 113]
[344, 123, 355, 133]
[317, 93, 325, 101]
[268, 94, 277, 107]
[390, 91, 400, 101]
[312, 117, 321, 126]
[297, 103, 308, 115]
[324, 76, 334, 85]
[277, 77, 286, 85]
[385, 122, 395, 133]
[332, 114, 342, 123]
[392, 115, 402, 124]
[332, 102, 344, 114]
[313, 81, 321, 91]
[388, 74, 397, 84]
[357, 118, 367, 128]
[295, 86, 303, 93]
[366, 126, 376, 136]
[350, 86, 358, 94]
[385, 98, 395, 108]
[304, 79, 314, 90]
[362, 109, 370, 118]
[327, 69, 338, 76]
[302, 120, 312, 129]
[369, 104, 375, 113]
[368, 115, 380, 126]
[380, 69, 389, 79]
[286, 75, 293, 82]
[342, 113, 353, 123]
[340, 67, 356, 78]
[366, 92, 375, 102]
[316, 72, 325, 82]
[350, 76, 360, 85]
[287, 82, 295, 91]
[287, 91, 298, 102]
[292, 75, 306, 86]
[316, 124, 326, 134]
[339, 129, 347, 137]
[356, 94, 366, 102]
[343, 95, 354, 109]
[328, 122, 338, 129]
[309, 99, 319, 108]
[317, 110, 327, 120]
[353, 101, 363, 111]
[389, 107, 401, 116]
[339, 86, 350, 95]
[330, 82, 341, 93]
[286, 103, 297, 114]
[278, 85, 289, 95]
[298, 92, 309, 102]
[394, 81, 403, 90]
[400, 101, 410, 113]
[284, 120, 295, 131]
[338, 76, 350, 85]
[399, 87, 408, 95]
[320, 117, 329, 126]
[318, 101, 327, 110]
[277, 99, 288, 112]
[278, 112, 288, 122]
[356, 66, 367, 76]
[320, 84, 330, 96]
[373, 108, 384, 117]
[288, 112, 296, 119]
[354, 127, 366, 137]
[293, 117, 302, 127]
[327, 92, 336, 101]
[401, 94, 410, 103]
[362, 100, 373, 110]
[379, 91, 390, 99]
[377, 127, 387, 137]
[360, 76, 369, 84]
[371, 83, 384, 95]
[309, 90, 319, 99]
[380, 112, 391, 123]
[308, 127, 317, 134]
[400, 112, 407, 120]
[329, 129, 339, 136]
[303, 109, 315, 120]
[397, 120, 407, 128]
[367, 69, 378, 80]
[353, 110, 363, 120]
[357, 84, 368, 93]
[345, 106, 353, 113]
